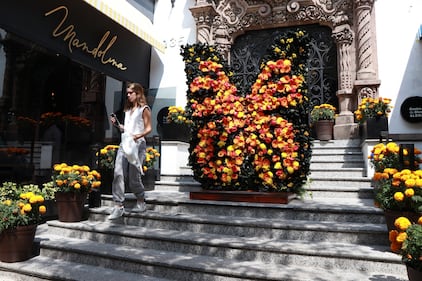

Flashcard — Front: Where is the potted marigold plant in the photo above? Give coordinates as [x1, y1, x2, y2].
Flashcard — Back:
[370, 142, 422, 230]
[142, 147, 160, 190]
[354, 96, 392, 139]
[159, 106, 191, 142]
[96, 144, 119, 195]
[389, 216, 422, 280]
[0, 182, 47, 262]
[310, 104, 336, 141]
[51, 163, 101, 222]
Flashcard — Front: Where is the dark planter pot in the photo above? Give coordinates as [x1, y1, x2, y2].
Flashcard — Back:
[361, 116, 388, 139]
[159, 123, 190, 142]
[143, 169, 156, 191]
[0, 224, 37, 263]
[41, 199, 58, 221]
[88, 189, 101, 208]
[407, 264, 422, 281]
[55, 191, 88, 222]
[384, 209, 421, 232]
[99, 169, 113, 195]
[315, 120, 334, 141]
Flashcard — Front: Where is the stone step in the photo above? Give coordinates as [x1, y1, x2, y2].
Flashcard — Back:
[101, 192, 384, 224]
[310, 160, 364, 169]
[310, 168, 365, 178]
[308, 176, 372, 188]
[37, 221, 406, 278]
[304, 185, 374, 199]
[0, 255, 171, 281]
[312, 139, 362, 147]
[311, 154, 365, 162]
[88, 209, 389, 246]
[33, 232, 407, 281]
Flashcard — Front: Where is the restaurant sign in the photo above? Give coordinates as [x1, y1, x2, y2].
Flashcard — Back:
[0, 0, 151, 84]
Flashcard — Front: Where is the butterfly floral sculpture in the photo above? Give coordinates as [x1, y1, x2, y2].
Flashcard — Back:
[181, 30, 312, 196]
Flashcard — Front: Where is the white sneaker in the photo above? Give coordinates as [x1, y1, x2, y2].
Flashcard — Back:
[108, 206, 124, 220]
[132, 201, 147, 213]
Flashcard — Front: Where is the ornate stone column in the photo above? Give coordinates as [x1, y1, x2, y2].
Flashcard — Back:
[332, 12, 359, 139]
[354, 0, 380, 109]
[190, 1, 217, 45]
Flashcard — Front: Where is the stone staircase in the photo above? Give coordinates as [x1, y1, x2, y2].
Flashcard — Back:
[0, 139, 409, 281]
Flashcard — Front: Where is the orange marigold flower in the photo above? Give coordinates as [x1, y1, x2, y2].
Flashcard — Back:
[39, 205, 47, 215]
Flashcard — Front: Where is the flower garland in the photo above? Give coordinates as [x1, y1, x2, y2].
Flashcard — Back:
[181, 30, 311, 194]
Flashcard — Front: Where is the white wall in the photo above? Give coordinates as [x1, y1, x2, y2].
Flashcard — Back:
[151, 0, 196, 107]
[375, 0, 422, 137]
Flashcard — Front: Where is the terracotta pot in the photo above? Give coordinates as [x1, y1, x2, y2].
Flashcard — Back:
[384, 209, 421, 232]
[315, 120, 334, 141]
[0, 224, 37, 262]
[407, 264, 422, 281]
[55, 191, 88, 222]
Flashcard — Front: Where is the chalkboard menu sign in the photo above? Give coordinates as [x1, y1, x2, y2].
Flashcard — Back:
[400, 96, 422, 123]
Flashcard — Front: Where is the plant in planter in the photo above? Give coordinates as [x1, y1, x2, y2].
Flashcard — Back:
[354, 97, 392, 123]
[142, 147, 160, 190]
[143, 147, 160, 172]
[96, 144, 119, 195]
[369, 142, 422, 231]
[373, 167, 422, 231]
[51, 163, 101, 222]
[167, 106, 191, 125]
[354, 96, 392, 139]
[389, 216, 422, 279]
[159, 106, 191, 142]
[97, 144, 120, 170]
[0, 182, 47, 262]
[310, 104, 336, 140]
[370, 142, 422, 173]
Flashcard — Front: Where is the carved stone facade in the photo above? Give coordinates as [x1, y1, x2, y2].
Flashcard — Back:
[190, 0, 380, 139]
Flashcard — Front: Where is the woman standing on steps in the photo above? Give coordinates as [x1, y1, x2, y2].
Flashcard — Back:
[108, 82, 152, 220]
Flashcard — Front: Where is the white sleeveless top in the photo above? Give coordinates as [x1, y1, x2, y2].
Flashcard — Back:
[124, 105, 150, 142]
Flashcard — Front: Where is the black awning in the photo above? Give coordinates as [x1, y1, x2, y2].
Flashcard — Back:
[0, 0, 158, 84]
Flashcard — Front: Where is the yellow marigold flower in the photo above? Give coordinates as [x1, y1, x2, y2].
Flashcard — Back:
[396, 232, 407, 243]
[395, 217, 412, 231]
[393, 192, 404, 202]
[23, 203, 32, 213]
[29, 195, 37, 204]
[405, 178, 416, 188]
[418, 216, 422, 225]
[74, 183, 81, 189]
[405, 188, 415, 197]
[287, 166, 294, 174]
